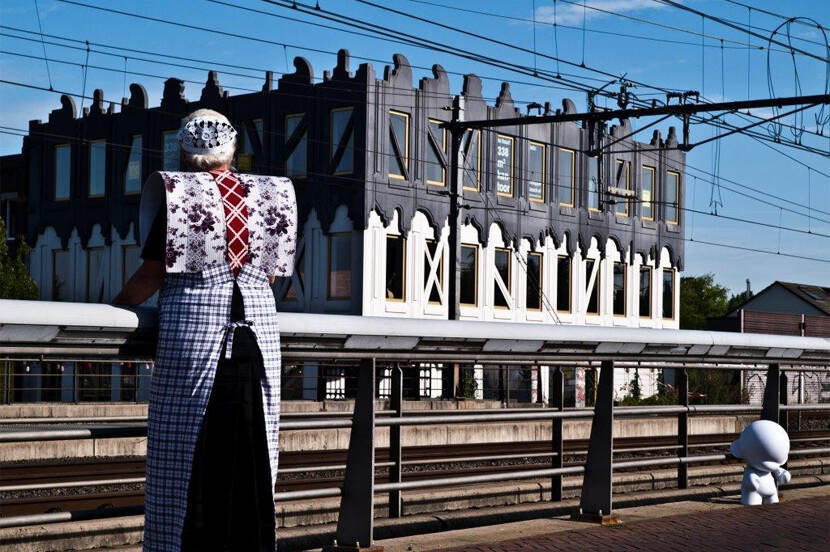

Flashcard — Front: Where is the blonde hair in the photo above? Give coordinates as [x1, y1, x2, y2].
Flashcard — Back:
[178, 108, 237, 171]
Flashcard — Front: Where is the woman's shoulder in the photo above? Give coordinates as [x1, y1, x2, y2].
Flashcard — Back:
[235, 172, 292, 184]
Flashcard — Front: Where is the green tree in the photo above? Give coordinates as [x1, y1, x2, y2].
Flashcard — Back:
[679, 273, 729, 330]
[726, 289, 753, 314]
[0, 217, 38, 300]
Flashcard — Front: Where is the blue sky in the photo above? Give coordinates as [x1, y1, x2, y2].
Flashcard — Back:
[1, 0, 828, 295]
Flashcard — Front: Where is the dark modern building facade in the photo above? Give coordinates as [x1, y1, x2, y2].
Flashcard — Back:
[4, 50, 687, 402]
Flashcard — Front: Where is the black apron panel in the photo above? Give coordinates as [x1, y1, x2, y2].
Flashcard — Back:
[181, 280, 276, 551]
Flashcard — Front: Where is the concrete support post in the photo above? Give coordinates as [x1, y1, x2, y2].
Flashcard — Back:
[761, 363, 781, 424]
[551, 366, 564, 502]
[677, 368, 689, 489]
[779, 372, 789, 431]
[573, 360, 619, 525]
[388, 364, 403, 518]
[325, 357, 381, 551]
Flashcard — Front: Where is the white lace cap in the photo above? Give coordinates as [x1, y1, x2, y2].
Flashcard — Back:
[177, 115, 237, 155]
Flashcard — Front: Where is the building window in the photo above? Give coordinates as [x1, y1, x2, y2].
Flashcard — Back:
[460, 244, 478, 306]
[385, 234, 405, 301]
[87, 247, 107, 303]
[285, 113, 307, 178]
[614, 159, 631, 216]
[124, 135, 142, 194]
[666, 171, 680, 224]
[587, 155, 600, 211]
[558, 148, 575, 206]
[641, 165, 655, 220]
[613, 262, 626, 316]
[327, 232, 351, 299]
[389, 110, 409, 179]
[330, 107, 354, 175]
[54, 144, 71, 200]
[162, 130, 178, 170]
[586, 258, 600, 315]
[426, 119, 446, 186]
[88, 140, 106, 197]
[557, 255, 571, 313]
[495, 134, 514, 197]
[462, 129, 481, 191]
[662, 268, 675, 319]
[494, 248, 511, 308]
[122, 244, 141, 285]
[526, 251, 542, 311]
[237, 119, 262, 172]
[283, 249, 305, 302]
[639, 266, 652, 318]
[528, 142, 545, 202]
[424, 238, 443, 304]
[52, 249, 70, 301]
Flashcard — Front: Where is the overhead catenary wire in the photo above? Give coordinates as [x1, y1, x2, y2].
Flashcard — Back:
[401, 0, 789, 51]
[49, 0, 827, 157]
[8, 23, 824, 146]
[263, 0, 829, 155]
[653, 0, 829, 63]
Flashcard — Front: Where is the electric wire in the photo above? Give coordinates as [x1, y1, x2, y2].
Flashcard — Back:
[3, 74, 828, 225]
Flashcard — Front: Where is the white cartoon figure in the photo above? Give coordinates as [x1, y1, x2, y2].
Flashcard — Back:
[730, 419, 791, 505]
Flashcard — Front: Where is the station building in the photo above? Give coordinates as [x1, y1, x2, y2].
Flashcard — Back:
[2, 50, 687, 404]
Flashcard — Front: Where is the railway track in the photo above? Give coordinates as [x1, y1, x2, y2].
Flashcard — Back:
[2, 430, 828, 517]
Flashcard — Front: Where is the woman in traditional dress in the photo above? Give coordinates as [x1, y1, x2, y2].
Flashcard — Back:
[114, 108, 297, 552]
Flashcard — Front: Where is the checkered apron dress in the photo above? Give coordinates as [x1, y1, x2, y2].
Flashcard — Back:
[139, 171, 297, 552]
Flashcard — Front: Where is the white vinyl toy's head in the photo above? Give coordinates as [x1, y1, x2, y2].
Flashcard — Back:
[730, 419, 790, 472]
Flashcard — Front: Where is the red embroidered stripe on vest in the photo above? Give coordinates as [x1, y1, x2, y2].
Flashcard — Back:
[210, 169, 249, 275]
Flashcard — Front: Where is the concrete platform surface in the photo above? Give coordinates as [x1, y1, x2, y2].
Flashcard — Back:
[376, 485, 830, 552]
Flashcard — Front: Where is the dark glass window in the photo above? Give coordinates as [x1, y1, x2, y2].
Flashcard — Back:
[494, 248, 511, 308]
[125, 136, 142, 194]
[526, 252, 542, 310]
[587, 155, 600, 211]
[614, 159, 630, 216]
[663, 268, 674, 319]
[424, 239, 443, 303]
[460, 244, 477, 306]
[55, 144, 71, 200]
[389, 110, 409, 178]
[330, 107, 354, 175]
[283, 250, 305, 302]
[285, 113, 307, 178]
[163, 130, 179, 170]
[426, 120, 446, 185]
[641, 166, 655, 220]
[528, 143, 545, 202]
[88, 140, 106, 197]
[462, 129, 481, 191]
[558, 148, 574, 206]
[328, 233, 352, 299]
[495, 134, 514, 196]
[586, 259, 600, 315]
[639, 266, 652, 317]
[385, 235, 405, 301]
[557, 255, 571, 312]
[613, 262, 626, 316]
[666, 172, 680, 223]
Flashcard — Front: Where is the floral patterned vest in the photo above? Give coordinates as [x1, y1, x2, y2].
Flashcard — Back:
[139, 171, 297, 277]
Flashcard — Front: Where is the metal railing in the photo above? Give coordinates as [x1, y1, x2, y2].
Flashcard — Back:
[1, 300, 830, 545]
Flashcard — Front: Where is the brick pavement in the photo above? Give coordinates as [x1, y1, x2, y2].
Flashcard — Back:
[434, 496, 830, 552]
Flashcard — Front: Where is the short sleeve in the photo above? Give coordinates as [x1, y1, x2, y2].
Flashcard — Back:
[140, 204, 166, 262]
[273, 178, 298, 278]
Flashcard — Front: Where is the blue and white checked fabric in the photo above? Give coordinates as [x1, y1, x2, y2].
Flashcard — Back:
[143, 262, 282, 552]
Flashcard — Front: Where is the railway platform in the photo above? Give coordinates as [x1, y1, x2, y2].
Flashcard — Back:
[376, 484, 830, 552]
